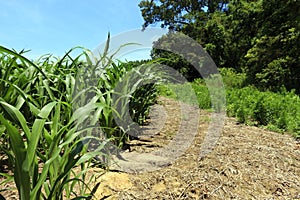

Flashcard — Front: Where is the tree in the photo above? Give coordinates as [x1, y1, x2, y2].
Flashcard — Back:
[139, 0, 230, 80]
[221, 0, 261, 70]
[139, 0, 229, 31]
[150, 33, 201, 81]
[138, 0, 251, 71]
[139, 0, 300, 92]
[244, 0, 300, 92]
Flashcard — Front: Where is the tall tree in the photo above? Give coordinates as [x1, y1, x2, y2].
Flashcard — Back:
[139, 0, 229, 31]
[139, 0, 230, 80]
[244, 0, 300, 92]
[139, 0, 300, 92]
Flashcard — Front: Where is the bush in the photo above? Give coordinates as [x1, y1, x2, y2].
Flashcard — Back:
[160, 75, 300, 138]
[218, 68, 246, 88]
[226, 86, 300, 137]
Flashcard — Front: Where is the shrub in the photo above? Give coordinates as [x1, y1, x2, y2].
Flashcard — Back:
[226, 86, 300, 137]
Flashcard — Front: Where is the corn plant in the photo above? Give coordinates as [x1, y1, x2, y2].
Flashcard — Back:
[0, 98, 105, 200]
[0, 33, 167, 199]
[76, 39, 162, 146]
[0, 46, 105, 199]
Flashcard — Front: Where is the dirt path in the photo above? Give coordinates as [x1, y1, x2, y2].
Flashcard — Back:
[95, 97, 300, 199]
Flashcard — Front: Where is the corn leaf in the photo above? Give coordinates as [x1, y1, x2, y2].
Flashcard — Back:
[0, 101, 31, 139]
[0, 114, 31, 200]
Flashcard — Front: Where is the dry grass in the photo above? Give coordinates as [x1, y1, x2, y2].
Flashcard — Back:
[113, 97, 300, 199]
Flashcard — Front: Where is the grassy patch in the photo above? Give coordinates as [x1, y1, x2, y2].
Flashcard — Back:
[158, 68, 300, 138]
[157, 82, 211, 109]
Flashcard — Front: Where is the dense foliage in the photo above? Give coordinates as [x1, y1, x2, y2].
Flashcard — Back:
[139, 0, 300, 92]
[0, 42, 160, 199]
[158, 68, 300, 138]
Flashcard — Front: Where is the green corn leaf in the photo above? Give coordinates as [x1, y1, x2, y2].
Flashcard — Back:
[28, 102, 41, 117]
[32, 158, 39, 189]
[48, 141, 84, 199]
[38, 101, 57, 119]
[76, 143, 106, 165]
[1, 56, 17, 82]
[102, 32, 110, 60]
[50, 101, 61, 141]
[66, 74, 75, 100]
[71, 96, 98, 124]
[0, 45, 49, 79]
[58, 129, 84, 148]
[15, 95, 26, 110]
[65, 141, 84, 172]
[0, 114, 31, 200]
[43, 79, 55, 101]
[0, 125, 5, 134]
[91, 103, 105, 125]
[30, 148, 61, 199]
[22, 118, 45, 172]
[0, 101, 31, 139]
[43, 128, 52, 147]
[2, 85, 14, 102]
[0, 173, 13, 185]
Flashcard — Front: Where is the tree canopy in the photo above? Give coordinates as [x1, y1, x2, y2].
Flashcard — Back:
[139, 0, 300, 92]
[139, 0, 229, 30]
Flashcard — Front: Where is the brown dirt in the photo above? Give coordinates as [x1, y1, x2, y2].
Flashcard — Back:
[1, 96, 300, 199]
[95, 97, 300, 200]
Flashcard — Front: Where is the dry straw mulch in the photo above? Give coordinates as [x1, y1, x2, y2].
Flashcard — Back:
[101, 97, 300, 199]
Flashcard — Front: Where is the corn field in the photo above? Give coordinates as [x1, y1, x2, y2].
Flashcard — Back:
[0, 36, 162, 199]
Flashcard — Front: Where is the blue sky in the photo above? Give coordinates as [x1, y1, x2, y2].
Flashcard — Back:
[0, 0, 166, 60]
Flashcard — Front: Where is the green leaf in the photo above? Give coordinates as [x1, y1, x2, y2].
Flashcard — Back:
[38, 101, 57, 119]
[30, 149, 60, 199]
[49, 101, 61, 138]
[22, 118, 45, 172]
[0, 45, 49, 79]
[28, 102, 40, 117]
[0, 101, 31, 139]
[0, 114, 31, 200]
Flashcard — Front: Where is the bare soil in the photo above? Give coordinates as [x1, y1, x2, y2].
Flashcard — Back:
[1, 96, 300, 199]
